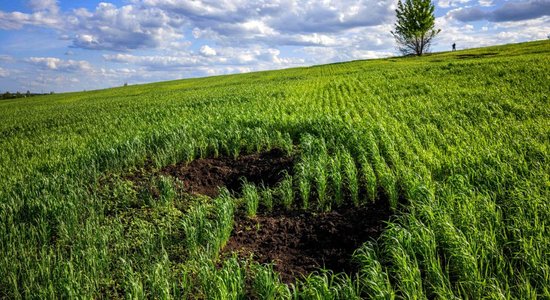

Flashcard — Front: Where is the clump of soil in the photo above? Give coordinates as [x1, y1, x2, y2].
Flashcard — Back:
[223, 202, 391, 283]
[161, 148, 294, 197]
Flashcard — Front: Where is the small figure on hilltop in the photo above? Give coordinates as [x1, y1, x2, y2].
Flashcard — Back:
[452, 43, 456, 51]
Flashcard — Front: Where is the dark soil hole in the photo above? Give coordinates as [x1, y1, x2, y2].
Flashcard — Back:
[160, 148, 294, 198]
[223, 201, 391, 284]
[456, 52, 497, 59]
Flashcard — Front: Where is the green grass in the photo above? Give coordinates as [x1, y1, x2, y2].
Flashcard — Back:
[1, 40, 549, 299]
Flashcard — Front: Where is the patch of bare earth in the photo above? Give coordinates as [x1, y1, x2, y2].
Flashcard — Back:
[223, 203, 391, 283]
[160, 148, 294, 197]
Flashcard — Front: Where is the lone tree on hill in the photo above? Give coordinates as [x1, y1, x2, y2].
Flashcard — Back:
[391, 0, 440, 56]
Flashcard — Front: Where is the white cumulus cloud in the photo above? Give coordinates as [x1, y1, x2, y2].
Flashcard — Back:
[0, 67, 9, 78]
[199, 45, 217, 56]
[438, 0, 472, 8]
[26, 57, 92, 72]
[27, 0, 59, 13]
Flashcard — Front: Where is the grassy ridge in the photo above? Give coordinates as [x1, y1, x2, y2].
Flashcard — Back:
[0, 40, 549, 298]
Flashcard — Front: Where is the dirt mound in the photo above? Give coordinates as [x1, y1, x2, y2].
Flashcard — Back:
[223, 202, 391, 283]
[161, 148, 294, 197]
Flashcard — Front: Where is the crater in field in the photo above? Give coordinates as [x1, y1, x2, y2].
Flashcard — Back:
[223, 202, 391, 283]
[456, 52, 497, 59]
[160, 148, 294, 197]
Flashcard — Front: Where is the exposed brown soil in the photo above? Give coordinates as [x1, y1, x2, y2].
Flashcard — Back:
[161, 148, 294, 197]
[223, 202, 391, 283]
[130, 148, 294, 198]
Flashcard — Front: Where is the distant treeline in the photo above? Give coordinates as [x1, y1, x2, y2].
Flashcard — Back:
[1, 91, 51, 100]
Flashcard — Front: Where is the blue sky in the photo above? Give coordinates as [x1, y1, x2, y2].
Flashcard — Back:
[0, 0, 548, 93]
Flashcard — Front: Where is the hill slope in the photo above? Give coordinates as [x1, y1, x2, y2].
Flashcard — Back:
[1, 40, 549, 298]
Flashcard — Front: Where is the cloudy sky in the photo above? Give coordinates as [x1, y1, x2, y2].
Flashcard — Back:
[0, 0, 548, 93]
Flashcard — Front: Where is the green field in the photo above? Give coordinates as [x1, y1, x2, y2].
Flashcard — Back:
[1, 40, 549, 299]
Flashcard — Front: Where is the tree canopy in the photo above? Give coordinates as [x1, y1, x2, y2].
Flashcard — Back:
[391, 0, 440, 56]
